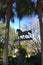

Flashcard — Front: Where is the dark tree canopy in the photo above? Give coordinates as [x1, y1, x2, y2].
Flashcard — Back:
[0, 0, 36, 21]
[16, 0, 35, 19]
[0, 0, 16, 22]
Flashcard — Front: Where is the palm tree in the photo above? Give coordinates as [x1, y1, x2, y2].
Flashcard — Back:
[0, 0, 15, 65]
[37, 0, 43, 65]
[3, 0, 16, 65]
[16, 0, 35, 18]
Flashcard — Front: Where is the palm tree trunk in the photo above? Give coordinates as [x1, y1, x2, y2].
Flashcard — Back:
[39, 11, 43, 65]
[3, 19, 10, 65]
[3, 0, 11, 65]
[37, 0, 43, 65]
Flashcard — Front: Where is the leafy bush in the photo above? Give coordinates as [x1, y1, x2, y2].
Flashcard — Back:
[8, 48, 12, 56]
[8, 56, 18, 65]
[26, 52, 41, 65]
[19, 45, 27, 57]
[0, 41, 3, 58]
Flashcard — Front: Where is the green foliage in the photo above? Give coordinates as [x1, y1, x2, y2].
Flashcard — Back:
[28, 62, 35, 65]
[0, 23, 18, 62]
[0, 41, 4, 48]
[17, 45, 27, 65]
[8, 57, 18, 65]
[8, 48, 12, 56]
[0, 41, 3, 59]
[0, 0, 6, 10]
[31, 52, 36, 56]
[20, 45, 27, 57]
[0, 23, 18, 42]
[9, 27, 18, 41]
[0, 48, 3, 57]
[7, 53, 41, 65]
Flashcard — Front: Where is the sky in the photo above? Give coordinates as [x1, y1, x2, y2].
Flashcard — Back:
[10, 15, 39, 31]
